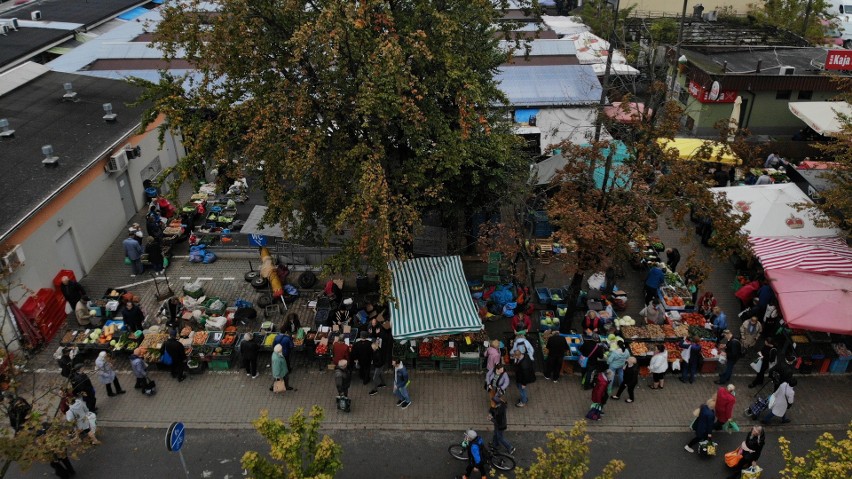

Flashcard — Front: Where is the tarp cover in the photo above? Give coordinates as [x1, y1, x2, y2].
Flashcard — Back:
[658, 138, 741, 165]
[710, 184, 841, 238]
[788, 101, 852, 137]
[766, 269, 852, 335]
[749, 236, 852, 275]
[532, 140, 630, 188]
[389, 256, 482, 340]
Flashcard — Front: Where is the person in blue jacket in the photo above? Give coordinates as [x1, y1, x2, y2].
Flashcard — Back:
[684, 398, 716, 453]
[460, 430, 487, 479]
[644, 263, 665, 304]
[711, 307, 728, 340]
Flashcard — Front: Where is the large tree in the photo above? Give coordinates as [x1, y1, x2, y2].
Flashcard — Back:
[778, 422, 852, 479]
[138, 0, 528, 297]
[748, 0, 832, 44]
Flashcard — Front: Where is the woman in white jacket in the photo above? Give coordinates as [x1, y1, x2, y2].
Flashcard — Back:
[66, 393, 100, 444]
[762, 378, 796, 424]
[649, 344, 668, 390]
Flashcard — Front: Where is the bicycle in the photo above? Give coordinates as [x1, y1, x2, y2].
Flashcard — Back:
[448, 436, 516, 472]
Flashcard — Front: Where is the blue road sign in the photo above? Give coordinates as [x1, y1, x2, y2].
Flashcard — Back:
[166, 422, 186, 452]
[249, 234, 267, 246]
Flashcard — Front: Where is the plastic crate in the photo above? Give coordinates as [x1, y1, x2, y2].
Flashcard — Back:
[183, 287, 205, 299]
[535, 287, 550, 304]
[209, 358, 232, 370]
[829, 357, 851, 374]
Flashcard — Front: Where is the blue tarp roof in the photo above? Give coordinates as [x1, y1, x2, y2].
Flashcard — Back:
[532, 140, 632, 189]
[118, 7, 149, 21]
[496, 65, 602, 107]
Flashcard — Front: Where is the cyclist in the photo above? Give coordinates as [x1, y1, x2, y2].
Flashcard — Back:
[457, 429, 488, 479]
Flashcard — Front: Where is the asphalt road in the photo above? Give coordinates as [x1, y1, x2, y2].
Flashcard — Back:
[8, 425, 841, 478]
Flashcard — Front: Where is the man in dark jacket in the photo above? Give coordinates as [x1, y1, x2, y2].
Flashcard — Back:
[512, 350, 535, 408]
[579, 330, 603, 389]
[57, 348, 82, 378]
[334, 359, 352, 398]
[7, 395, 32, 433]
[240, 333, 260, 378]
[351, 332, 373, 385]
[368, 343, 386, 395]
[488, 399, 514, 455]
[59, 277, 86, 309]
[665, 248, 681, 272]
[716, 330, 742, 384]
[770, 354, 796, 389]
[120, 301, 145, 334]
[163, 333, 187, 382]
[69, 365, 97, 412]
[543, 332, 569, 383]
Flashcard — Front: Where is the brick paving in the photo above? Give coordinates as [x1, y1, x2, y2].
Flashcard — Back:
[21, 213, 852, 435]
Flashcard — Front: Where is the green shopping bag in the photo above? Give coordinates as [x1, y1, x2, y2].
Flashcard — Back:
[723, 420, 740, 432]
[124, 257, 131, 265]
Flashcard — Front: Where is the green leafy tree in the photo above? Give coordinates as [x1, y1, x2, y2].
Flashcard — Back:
[748, 0, 831, 43]
[136, 0, 529, 299]
[242, 406, 342, 479]
[778, 422, 852, 479]
[502, 421, 624, 479]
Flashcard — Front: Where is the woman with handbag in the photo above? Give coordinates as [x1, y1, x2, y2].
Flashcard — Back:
[749, 337, 777, 388]
[65, 392, 100, 445]
[270, 344, 290, 394]
[95, 351, 126, 397]
[726, 426, 765, 479]
[684, 398, 716, 453]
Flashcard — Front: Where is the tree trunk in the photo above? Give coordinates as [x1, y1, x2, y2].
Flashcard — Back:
[559, 271, 585, 334]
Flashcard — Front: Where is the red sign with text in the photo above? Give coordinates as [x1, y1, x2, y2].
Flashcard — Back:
[825, 50, 852, 70]
[688, 80, 738, 103]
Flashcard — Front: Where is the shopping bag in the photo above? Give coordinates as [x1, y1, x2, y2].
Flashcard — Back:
[272, 379, 286, 394]
[161, 350, 173, 366]
[578, 355, 589, 368]
[725, 449, 743, 467]
[697, 440, 717, 456]
[723, 420, 740, 432]
[124, 257, 131, 265]
[741, 465, 763, 479]
[86, 412, 98, 433]
[767, 393, 776, 410]
[750, 358, 763, 373]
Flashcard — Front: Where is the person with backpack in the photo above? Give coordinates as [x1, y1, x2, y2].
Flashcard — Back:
[509, 331, 534, 361]
[392, 358, 411, 409]
[488, 400, 514, 456]
[511, 350, 535, 408]
[458, 430, 488, 479]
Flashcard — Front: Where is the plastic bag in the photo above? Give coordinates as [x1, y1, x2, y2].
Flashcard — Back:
[672, 360, 681, 371]
[183, 280, 203, 293]
[203, 251, 217, 264]
[741, 465, 762, 479]
[208, 299, 224, 312]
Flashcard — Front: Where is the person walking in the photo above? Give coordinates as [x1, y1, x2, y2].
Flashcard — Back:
[351, 332, 373, 385]
[579, 330, 603, 389]
[726, 426, 765, 479]
[606, 340, 630, 390]
[368, 343, 386, 396]
[590, 368, 612, 417]
[240, 333, 260, 378]
[512, 349, 535, 408]
[7, 395, 31, 433]
[144, 236, 164, 275]
[484, 339, 502, 374]
[740, 316, 762, 352]
[612, 356, 638, 403]
[392, 358, 411, 409]
[57, 348, 82, 379]
[684, 398, 716, 453]
[486, 363, 510, 405]
[65, 392, 100, 445]
[163, 331, 187, 382]
[649, 344, 668, 389]
[679, 336, 702, 384]
[489, 399, 514, 456]
[543, 332, 568, 382]
[59, 276, 86, 310]
[334, 359, 352, 399]
[130, 348, 150, 391]
[123, 232, 144, 277]
[95, 351, 125, 397]
[717, 331, 742, 384]
[458, 430, 487, 479]
[271, 344, 291, 393]
[48, 454, 76, 479]
[762, 378, 795, 424]
[749, 337, 777, 388]
[714, 384, 737, 430]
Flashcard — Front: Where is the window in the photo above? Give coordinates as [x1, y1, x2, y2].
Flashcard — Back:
[776, 90, 792, 100]
[797, 90, 813, 100]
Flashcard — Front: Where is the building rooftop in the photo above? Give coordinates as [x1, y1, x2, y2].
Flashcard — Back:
[499, 39, 577, 57]
[0, 64, 146, 240]
[682, 46, 831, 76]
[0, 0, 151, 71]
[496, 65, 601, 107]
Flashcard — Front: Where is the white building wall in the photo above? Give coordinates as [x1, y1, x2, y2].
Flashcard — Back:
[535, 107, 609, 154]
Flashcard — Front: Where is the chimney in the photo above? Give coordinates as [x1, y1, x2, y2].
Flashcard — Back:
[62, 82, 77, 102]
[42, 144, 59, 167]
[0, 118, 13, 139]
[102, 103, 117, 122]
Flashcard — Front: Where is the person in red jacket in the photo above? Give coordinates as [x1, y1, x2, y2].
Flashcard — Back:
[331, 338, 350, 366]
[714, 384, 737, 430]
[590, 369, 612, 413]
[734, 280, 760, 311]
[511, 313, 531, 333]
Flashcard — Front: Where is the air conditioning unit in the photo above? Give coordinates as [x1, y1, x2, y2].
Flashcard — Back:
[0, 19, 19, 31]
[0, 25, 8, 36]
[106, 150, 129, 173]
[31, 11, 41, 21]
[779, 66, 795, 75]
[1, 245, 25, 273]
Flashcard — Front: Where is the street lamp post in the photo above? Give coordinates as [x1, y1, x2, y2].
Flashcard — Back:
[667, 0, 689, 99]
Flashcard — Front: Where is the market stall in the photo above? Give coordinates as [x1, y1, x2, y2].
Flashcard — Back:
[710, 183, 841, 238]
[749, 236, 852, 275]
[764, 269, 852, 336]
[657, 138, 742, 165]
[788, 101, 852, 137]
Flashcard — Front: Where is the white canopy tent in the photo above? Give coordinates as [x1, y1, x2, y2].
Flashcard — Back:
[788, 101, 852, 137]
[710, 183, 841, 238]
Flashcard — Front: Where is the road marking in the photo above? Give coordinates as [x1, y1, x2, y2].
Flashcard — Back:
[117, 278, 156, 289]
[172, 255, 189, 259]
[179, 276, 192, 280]
[197, 277, 213, 281]
[223, 277, 235, 280]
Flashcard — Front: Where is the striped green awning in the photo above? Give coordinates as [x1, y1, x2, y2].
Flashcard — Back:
[389, 256, 482, 340]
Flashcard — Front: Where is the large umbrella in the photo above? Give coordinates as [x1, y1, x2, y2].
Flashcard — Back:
[728, 96, 742, 142]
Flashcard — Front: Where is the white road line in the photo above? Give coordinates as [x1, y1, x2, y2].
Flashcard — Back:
[172, 255, 189, 259]
[197, 277, 214, 281]
[179, 276, 192, 280]
[223, 277, 235, 280]
[117, 278, 156, 289]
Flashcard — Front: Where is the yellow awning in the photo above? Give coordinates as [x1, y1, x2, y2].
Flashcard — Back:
[657, 138, 742, 166]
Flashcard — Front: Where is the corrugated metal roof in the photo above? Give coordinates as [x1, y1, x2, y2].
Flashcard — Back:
[500, 39, 577, 56]
[495, 65, 602, 107]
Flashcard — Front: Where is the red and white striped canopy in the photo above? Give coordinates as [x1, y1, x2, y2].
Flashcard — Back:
[749, 236, 852, 275]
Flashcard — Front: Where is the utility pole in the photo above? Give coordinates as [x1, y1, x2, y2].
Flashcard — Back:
[802, 0, 814, 37]
[667, 0, 689, 99]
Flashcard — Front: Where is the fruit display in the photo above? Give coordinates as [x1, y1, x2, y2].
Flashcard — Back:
[315, 342, 328, 355]
[221, 332, 237, 347]
[629, 342, 649, 355]
[620, 326, 643, 338]
[614, 316, 636, 328]
[680, 313, 706, 327]
[673, 324, 689, 338]
[688, 325, 709, 339]
[418, 341, 433, 358]
[699, 341, 716, 358]
[192, 331, 209, 345]
[664, 342, 681, 361]
[661, 324, 676, 338]
[430, 341, 458, 359]
[140, 333, 169, 350]
[663, 295, 685, 307]
[180, 326, 193, 338]
[645, 324, 664, 339]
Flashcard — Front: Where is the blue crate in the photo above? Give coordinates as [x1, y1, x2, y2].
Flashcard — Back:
[535, 287, 550, 304]
[829, 357, 851, 374]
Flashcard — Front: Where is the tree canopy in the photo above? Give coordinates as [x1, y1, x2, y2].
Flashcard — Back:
[138, 0, 528, 298]
[779, 422, 852, 479]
